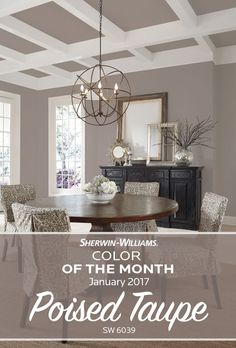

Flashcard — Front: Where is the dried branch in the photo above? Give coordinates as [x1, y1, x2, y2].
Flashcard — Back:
[165, 117, 216, 149]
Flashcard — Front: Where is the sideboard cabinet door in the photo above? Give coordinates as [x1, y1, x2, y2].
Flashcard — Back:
[146, 168, 170, 197]
[169, 169, 200, 230]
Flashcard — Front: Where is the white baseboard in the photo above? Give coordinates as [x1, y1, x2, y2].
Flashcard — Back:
[223, 216, 236, 226]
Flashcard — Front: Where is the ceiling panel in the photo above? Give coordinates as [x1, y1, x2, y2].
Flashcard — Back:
[13, 1, 99, 44]
[85, 0, 178, 31]
[189, 0, 236, 15]
[0, 28, 44, 54]
[210, 30, 236, 47]
[147, 38, 198, 53]
[54, 61, 87, 72]
[21, 69, 50, 78]
[94, 50, 134, 61]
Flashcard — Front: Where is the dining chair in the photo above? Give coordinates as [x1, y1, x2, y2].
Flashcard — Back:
[12, 203, 104, 341]
[149, 192, 228, 308]
[0, 184, 36, 271]
[12, 203, 71, 232]
[111, 181, 160, 232]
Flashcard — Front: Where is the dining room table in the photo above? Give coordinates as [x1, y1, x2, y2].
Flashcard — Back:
[28, 194, 178, 232]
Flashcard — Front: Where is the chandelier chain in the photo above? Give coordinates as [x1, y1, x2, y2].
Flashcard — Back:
[99, 0, 102, 67]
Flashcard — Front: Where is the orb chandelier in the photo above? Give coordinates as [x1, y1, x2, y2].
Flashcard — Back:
[71, 0, 131, 126]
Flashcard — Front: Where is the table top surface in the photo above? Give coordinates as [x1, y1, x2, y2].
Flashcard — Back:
[29, 194, 178, 224]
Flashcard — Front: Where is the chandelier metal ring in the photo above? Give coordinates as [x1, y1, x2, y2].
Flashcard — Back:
[71, 64, 131, 126]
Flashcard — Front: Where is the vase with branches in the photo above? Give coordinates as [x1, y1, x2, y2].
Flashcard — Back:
[165, 117, 216, 166]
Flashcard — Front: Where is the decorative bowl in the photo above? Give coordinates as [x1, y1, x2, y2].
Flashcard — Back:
[86, 192, 116, 204]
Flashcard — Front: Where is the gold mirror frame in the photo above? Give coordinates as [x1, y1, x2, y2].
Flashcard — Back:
[117, 92, 168, 141]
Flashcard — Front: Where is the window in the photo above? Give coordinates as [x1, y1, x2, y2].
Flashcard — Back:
[49, 96, 85, 196]
[0, 92, 20, 186]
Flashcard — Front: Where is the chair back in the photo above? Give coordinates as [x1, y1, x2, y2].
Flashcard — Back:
[199, 192, 228, 232]
[12, 203, 71, 298]
[0, 184, 36, 223]
[122, 182, 159, 232]
[124, 182, 159, 197]
[12, 203, 71, 232]
[198, 192, 228, 252]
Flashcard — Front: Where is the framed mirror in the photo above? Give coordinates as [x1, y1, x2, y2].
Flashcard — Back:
[117, 93, 168, 160]
[147, 122, 177, 165]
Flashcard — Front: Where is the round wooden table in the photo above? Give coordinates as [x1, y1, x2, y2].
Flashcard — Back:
[29, 194, 178, 231]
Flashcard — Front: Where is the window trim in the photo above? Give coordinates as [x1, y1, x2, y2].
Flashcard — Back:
[48, 95, 85, 196]
[0, 91, 21, 185]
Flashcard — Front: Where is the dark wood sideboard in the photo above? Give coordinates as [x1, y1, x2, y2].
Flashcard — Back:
[100, 165, 203, 230]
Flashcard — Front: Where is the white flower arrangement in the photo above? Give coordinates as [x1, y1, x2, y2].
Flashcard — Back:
[84, 175, 117, 195]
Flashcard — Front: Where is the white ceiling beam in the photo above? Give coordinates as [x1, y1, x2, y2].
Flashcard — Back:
[124, 21, 192, 49]
[0, 0, 50, 17]
[0, 16, 68, 53]
[107, 46, 212, 75]
[35, 74, 76, 90]
[37, 65, 72, 79]
[0, 44, 25, 62]
[198, 8, 236, 36]
[129, 47, 153, 63]
[75, 57, 98, 68]
[195, 36, 216, 57]
[0, 71, 39, 89]
[56, 0, 125, 41]
[165, 0, 197, 26]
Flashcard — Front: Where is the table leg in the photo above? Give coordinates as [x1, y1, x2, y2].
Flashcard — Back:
[89, 224, 115, 254]
[90, 223, 113, 232]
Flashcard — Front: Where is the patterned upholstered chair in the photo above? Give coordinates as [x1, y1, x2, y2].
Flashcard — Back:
[12, 203, 104, 340]
[149, 192, 228, 308]
[0, 184, 36, 270]
[111, 182, 160, 232]
[12, 203, 71, 232]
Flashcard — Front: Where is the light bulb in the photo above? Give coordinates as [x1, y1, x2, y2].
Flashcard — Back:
[98, 81, 102, 89]
[80, 84, 84, 92]
[114, 83, 119, 94]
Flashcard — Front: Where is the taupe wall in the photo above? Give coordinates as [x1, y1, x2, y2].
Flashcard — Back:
[215, 64, 236, 216]
[1, 61, 235, 215]
[38, 62, 215, 195]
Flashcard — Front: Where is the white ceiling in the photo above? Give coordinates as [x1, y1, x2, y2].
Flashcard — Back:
[0, 0, 236, 90]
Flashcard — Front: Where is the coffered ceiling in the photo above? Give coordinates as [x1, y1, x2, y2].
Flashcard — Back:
[0, 0, 236, 90]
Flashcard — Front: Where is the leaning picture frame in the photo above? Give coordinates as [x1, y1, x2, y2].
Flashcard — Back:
[146, 122, 178, 165]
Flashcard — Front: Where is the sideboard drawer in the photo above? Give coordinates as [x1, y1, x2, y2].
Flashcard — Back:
[147, 168, 169, 181]
[127, 168, 146, 182]
[104, 168, 124, 178]
[171, 169, 193, 179]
